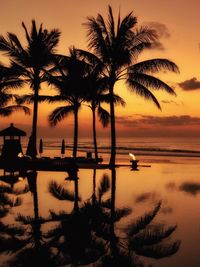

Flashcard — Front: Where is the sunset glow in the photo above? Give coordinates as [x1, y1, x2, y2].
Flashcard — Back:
[0, 0, 199, 138]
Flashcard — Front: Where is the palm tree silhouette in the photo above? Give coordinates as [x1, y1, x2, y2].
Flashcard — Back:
[95, 168, 180, 267]
[47, 170, 107, 266]
[79, 5, 179, 166]
[0, 20, 60, 158]
[0, 172, 30, 259]
[0, 64, 30, 118]
[34, 47, 88, 158]
[2, 171, 58, 267]
[83, 65, 126, 161]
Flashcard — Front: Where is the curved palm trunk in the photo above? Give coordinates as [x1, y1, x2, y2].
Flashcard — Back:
[109, 87, 116, 166]
[73, 107, 78, 158]
[92, 107, 98, 161]
[26, 71, 40, 158]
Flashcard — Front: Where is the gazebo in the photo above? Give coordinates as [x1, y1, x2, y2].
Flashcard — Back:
[0, 123, 26, 160]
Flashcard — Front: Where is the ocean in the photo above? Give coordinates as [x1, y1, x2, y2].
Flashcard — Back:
[0, 136, 200, 267]
[19, 136, 200, 162]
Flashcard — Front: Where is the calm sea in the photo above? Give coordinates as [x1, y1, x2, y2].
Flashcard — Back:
[0, 136, 200, 267]
[19, 136, 200, 162]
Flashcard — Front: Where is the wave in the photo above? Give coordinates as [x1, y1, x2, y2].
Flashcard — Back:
[38, 143, 200, 157]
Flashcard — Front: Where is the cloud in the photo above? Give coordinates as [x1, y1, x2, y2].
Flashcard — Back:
[139, 115, 200, 126]
[145, 21, 171, 50]
[161, 100, 179, 105]
[116, 115, 200, 127]
[178, 77, 200, 91]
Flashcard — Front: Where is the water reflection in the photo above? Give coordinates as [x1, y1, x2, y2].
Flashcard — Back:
[134, 192, 160, 203]
[0, 168, 181, 267]
[166, 180, 200, 196]
[179, 182, 200, 196]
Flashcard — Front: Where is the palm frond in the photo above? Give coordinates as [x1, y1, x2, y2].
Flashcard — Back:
[0, 236, 28, 253]
[101, 198, 111, 209]
[76, 49, 104, 70]
[85, 16, 110, 62]
[48, 105, 74, 126]
[134, 241, 181, 259]
[15, 213, 46, 225]
[128, 73, 176, 95]
[98, 174, 110, 200]
[0, 105, 30, 117]
[130, 59, 179, 74]
[0, 223, 24, 236]
[126, 79, 161, 109]
[0, 207, 9, 218]
[48, 180, 79, 201]
[129, 225, 177, 249]
[112, 94, 126, 106]
[0, 79, 24, 91]
[114, 207, 132, 222]
[97, 106, 110, 127]
[48, 209, 69, 221]
[125, 202, 161, 236]
[0, 193, 15, 206]
[131, 26, 157, 48]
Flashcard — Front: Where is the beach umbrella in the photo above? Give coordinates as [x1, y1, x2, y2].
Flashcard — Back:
[61, 139, 65, 157]
[39, 138, 43, 157]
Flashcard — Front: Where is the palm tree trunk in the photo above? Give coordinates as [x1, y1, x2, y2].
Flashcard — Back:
[110, 168, 117, 256]
[92, 107, 98, 161]
[74, 173, 79, 212]
[26, 71, 40, 158]
[73, 107, 78, 157]
[28, 171, 41, 249]
[92, 169, 97, 206]
[109, 87, 116, 166]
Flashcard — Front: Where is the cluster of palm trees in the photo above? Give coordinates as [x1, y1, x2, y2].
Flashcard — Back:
[0, 6, 179, 166]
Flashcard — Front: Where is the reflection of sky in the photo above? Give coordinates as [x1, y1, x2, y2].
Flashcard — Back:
[1, 160, 200, 267]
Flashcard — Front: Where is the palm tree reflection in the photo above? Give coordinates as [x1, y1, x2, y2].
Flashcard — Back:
[47, 169, 106, 266]
[0, 171, 57, 267]
[96, 168, 180, 267]
[1, 169, 180, 267]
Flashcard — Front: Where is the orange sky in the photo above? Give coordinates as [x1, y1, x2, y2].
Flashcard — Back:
[0, 0, 200, 138]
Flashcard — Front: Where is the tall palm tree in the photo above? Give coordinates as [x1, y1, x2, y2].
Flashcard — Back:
[0, 20, 60, 158]
[80, 5, 179, 166]
[45, 48, 92, 158]
[84, 65, 125, 161]
[0, 64, 30, 117]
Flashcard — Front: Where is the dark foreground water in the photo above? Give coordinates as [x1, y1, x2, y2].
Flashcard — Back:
[0, 156, 200, 267]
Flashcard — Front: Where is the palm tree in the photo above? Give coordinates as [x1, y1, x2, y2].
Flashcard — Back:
[44, 48, 92, 158]
[0, 20, 60, 158]
[79, 5, 179, 166]
[0, 64, 30, 118]
[84, 65, 126, 161]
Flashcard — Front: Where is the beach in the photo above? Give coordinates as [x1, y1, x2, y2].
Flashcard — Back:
[0, 137, 200, 267]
